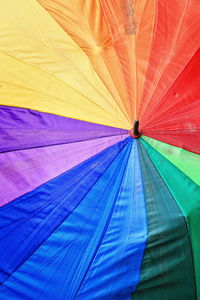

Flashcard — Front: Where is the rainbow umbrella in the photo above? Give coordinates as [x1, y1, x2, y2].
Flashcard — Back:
[0, 1, 200, 299]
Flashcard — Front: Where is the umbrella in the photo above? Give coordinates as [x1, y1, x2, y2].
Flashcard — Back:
[0, 0, 199, 299]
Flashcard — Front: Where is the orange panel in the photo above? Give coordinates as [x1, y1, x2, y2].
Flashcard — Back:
[37, 0, 132, 123]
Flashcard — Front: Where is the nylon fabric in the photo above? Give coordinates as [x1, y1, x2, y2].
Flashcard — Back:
[76, 140, 147, 299]
[0, 106, 128, 153]
[0, 1, 199, 298]
[141, 129, 200, 155]
[0, 135, 128, 206]
[0, 140, 135, 300]
[141, 48, 200, 154]
[37, 0, 133, 122]
[0, 51, 129, 129]
[37, 0, 132, 120]
[142, 136, 200, 186]
[37, 0, 156, 121]
[132, 141, 196, 299]
[99, 0, 156, 118]
[139, 0, 200, 122]
[134, 0, 156, 113]
[0, 0, 199, 127]
[0, 0, 131, 127]
[141, 48, 200, 129]
[0, 138, 130, 284]
[141, 139, 200, 298]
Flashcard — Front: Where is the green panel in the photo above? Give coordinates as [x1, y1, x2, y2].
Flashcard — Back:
[141, 138, 200, 299]
[132, 141, 196, 300]
[142, 136, 200, 186]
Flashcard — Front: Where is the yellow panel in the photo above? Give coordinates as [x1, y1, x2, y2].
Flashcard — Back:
[0, 0, 131, 128]
[37, 0, 156, 122]
[0, 52, 130, 129]
[37, 0, 133, 121]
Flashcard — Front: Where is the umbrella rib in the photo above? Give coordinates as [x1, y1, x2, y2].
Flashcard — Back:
[0, 133, 129, 154]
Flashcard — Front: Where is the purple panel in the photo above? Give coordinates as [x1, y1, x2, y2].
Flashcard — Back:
[0, 135, 128, 206]
[0, 106, 128, 152]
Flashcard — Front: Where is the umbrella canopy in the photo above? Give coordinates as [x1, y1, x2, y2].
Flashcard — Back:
[0, 0, 200, 299]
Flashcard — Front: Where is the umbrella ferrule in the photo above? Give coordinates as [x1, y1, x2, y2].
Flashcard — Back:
[130, 120, 140, 138]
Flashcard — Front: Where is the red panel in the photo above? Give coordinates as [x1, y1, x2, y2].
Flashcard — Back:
[142, 48, 200, 128]
[141, 46, 200, 154]
[142, 99, 200, 154]
[142, 131, 200, 155]
[139, 0, 200, 125]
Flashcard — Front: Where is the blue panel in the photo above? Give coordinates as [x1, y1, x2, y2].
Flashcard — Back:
[0, 137, 130, 284]
[0, 139, 147, 300]
[76, 140, 147, 299]
[0, 138, 134, 299]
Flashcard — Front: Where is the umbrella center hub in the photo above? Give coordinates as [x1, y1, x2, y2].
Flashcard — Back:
[130, 120, 141, 139]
